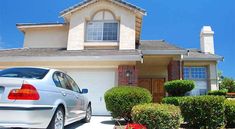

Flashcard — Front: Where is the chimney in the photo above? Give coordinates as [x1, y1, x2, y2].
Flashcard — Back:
[200, 26, 215, 54]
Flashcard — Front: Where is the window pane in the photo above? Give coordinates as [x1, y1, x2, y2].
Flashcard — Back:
[87, 22, 103, 41]
[103, 23, 118, 41]
[184, 67, 207, 80]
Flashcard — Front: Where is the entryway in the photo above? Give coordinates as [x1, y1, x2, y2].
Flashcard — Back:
[138, 78, 165, 103]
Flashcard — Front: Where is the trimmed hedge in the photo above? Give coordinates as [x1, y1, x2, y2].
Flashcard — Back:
[161, 96, 186, 106]
[132, 103, 181, 129]
[164, 80, 195, 96]
[104, 86, 152, 122]
[225, 99, 235, 127]
[207, 89, 228, 96]
[180, 96, 225, 128]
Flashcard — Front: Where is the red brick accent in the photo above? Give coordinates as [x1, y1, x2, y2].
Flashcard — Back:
[118, 65, 138, 86]
[168, 61, 183, 81]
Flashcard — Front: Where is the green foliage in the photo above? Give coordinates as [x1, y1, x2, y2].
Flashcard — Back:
[220, 77, 235, 92]
[207, 89, 228, 96]
[225, 99, 235, 127]
[161, 96, 186, 106]
[104, 86, 152, 122]
[180, 96, 225, 128]
[164, 80, 195, 96]
[131, 103, 181, 129]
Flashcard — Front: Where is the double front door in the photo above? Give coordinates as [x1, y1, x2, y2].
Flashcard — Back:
[138, 78, 165, 103]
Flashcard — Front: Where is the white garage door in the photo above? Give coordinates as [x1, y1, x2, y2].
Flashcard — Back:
[66, 69, 117, 115]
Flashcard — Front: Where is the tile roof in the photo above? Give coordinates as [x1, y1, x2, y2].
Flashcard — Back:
[0, 48, 140, 57]
[60, 0, 146, 16]
[139, 40, 184, 50]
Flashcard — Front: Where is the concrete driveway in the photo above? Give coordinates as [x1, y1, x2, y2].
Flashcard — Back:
[65, 116, 115, 129]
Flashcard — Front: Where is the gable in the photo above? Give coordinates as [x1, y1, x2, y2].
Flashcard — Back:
[60, 0, 146, 18]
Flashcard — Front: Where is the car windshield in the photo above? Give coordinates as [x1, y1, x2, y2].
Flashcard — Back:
[0, 68, 49, 79]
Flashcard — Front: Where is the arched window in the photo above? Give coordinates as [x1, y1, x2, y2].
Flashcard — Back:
[86, 10, 119, 42]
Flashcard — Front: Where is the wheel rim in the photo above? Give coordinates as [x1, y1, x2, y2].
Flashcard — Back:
[55, 110, 64, 129]
[86, 106, 92, 121]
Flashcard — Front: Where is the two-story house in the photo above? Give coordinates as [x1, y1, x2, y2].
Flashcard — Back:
[0, 0, 223, 115]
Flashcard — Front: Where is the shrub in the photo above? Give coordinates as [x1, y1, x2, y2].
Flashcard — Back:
[131, 103, 181, 129]
[104, 86, 152, 122]
[161, 96, 186, 106]
[164, 80, 195, 96]
[225, 99, 235, 127]
[220, 77, 235, 92]
[180, 96, 225, 128]
[207, 89, 228, 96]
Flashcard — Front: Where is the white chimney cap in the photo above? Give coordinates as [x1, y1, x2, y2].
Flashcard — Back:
[201, 26, 214, 35]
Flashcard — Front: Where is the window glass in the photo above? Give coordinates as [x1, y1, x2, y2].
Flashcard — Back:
[53, 72, 72, 90]
[184, 67, 207, 80]
[0, 68, 49, 79]
[86, 21, 118, 42]
[65, 75, 81, 93]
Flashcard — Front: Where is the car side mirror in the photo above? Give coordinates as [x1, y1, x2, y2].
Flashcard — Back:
[81, 89, 88, 94]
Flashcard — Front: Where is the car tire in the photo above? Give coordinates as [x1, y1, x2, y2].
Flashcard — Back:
[82, 104, 92, 123]
[47, 107, 65, 129]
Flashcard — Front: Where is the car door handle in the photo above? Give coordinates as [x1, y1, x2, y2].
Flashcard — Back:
[61, 92, 67, 96]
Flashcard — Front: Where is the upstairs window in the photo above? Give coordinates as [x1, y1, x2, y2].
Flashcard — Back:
[86, 10, 119, 42]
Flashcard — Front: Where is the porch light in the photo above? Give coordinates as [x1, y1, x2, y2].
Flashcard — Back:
[125, 70, 132, 77]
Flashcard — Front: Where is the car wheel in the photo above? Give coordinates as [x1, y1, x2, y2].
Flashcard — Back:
[83, 104, 92, 123]
[47, 107, 65, 129]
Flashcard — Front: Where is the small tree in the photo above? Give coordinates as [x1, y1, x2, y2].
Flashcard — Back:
[164, 80, 195, 96]
[220, 77, 235, 92]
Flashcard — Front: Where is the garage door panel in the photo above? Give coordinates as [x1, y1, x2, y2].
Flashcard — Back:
[66, 69, 116, 115]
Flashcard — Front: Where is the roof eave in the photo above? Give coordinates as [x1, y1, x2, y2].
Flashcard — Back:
[142, 50, 187, 55]
[0, 55, 142, 62]
[183, 56, 224, 61]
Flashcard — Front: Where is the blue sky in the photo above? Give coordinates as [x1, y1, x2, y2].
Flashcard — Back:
[0, 0, 234, 78]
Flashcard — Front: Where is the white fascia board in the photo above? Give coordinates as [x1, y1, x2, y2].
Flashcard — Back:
[0, 55, 142, 62]
[142, 50, 187, 55]
[182, 56, 223, 61]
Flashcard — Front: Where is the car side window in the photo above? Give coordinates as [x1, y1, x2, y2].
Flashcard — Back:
[65, 74, 81, 93]
[53, 72, 70, 90]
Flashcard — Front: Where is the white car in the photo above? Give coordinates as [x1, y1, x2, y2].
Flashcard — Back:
[0, 67, 91, 129]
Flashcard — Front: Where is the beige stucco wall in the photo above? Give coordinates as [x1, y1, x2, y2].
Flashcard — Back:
[67, 0, 136, 50]
[23, 27, 68, 48]
[184, 61, 219, 90]
[137, 56, 173, 80]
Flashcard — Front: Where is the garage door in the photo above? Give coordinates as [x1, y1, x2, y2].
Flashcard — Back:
[66, 69, 117, 115]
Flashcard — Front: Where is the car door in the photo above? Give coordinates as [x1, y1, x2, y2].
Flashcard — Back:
[65, 74, 86, 118]
[53, 72, 78, 120]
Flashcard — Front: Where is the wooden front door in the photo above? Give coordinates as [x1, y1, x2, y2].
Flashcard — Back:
[138, 78, 165, 103]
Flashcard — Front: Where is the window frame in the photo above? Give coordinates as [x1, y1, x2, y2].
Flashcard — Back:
[85, 20, 120, 42]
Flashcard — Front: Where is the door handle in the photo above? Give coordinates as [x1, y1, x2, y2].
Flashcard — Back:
[61, 92, 67, 96]
[100, 97, 102, 101]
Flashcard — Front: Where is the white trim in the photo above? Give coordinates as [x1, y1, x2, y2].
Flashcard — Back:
[17, 24, 66, 29]
[84, 42, 118, 47]
[0, 55, 142, 62]
[142, 50, 187, 55]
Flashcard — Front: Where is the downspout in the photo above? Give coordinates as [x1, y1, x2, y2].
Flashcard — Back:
[180, 54, 184, 80]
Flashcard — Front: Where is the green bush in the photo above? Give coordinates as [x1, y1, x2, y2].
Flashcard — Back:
[180, 96, 225, 128]
[104, 86, 152, 122]
[132, 103, 181, 129]
[225, 99, 235, 127]
[164, 80, 195, 96]
[220, 77, 235, 92]
[207, 89, 228, 96]
[161, 96, 186, 106]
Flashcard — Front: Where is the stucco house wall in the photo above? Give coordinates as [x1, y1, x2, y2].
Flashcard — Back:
[66, 0, 136, 50]
[23, 26, 68, 48]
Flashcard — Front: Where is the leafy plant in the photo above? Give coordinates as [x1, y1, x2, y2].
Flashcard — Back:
[164, 80, 195, 96]
[224, 99, 235, 127]
[220, 77, 235, 92]
[180, 96, 225, 128]
[104, 86, 152, 122]
[207, 89, 228, 96]
[161, 96, 186, 106]
[131, 103, 181, 129]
